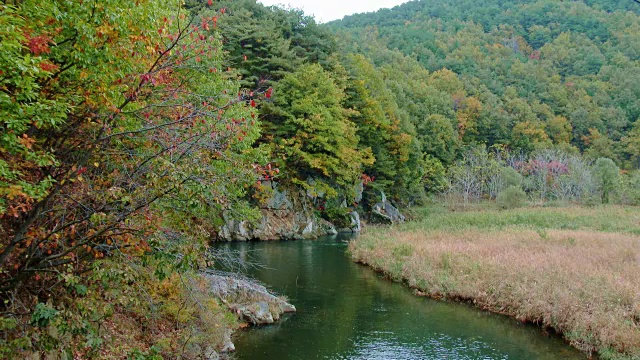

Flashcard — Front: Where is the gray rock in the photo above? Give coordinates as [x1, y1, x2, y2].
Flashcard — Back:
[338, 211, 362, 233]
[205, 272, 296, 326]
[349, 211, 362, 232]
[372, 191, 405, 223]
[320, 218, 338, 235]
[302, 220, 314, 237]
[279, 302, 297, 313]
[234, 301, 274, 325]
[266, 183, 293, 210]
[216, 182, 338, 241]
[218, 216, 251, 241]
[203, 272, 297, 355]
[354, 181, 364, 204]
[205, 346, 219, 360]
[305, 178, 326, 199]
[219, 329, 235, 353]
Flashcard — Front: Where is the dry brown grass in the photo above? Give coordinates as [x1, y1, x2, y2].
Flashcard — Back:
[351, 222, 640, 359]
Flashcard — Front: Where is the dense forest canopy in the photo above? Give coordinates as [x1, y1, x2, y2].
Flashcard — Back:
[330, 0, 640, 168]
[211, 0, 640, 206]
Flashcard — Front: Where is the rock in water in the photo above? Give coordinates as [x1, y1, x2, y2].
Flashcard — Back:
[204, 271, 296, 326]
[219, 330, 235, 353]
[234, 301, 274, 325]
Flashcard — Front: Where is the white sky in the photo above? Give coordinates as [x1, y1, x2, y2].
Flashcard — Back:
[257, 0, 409, 23]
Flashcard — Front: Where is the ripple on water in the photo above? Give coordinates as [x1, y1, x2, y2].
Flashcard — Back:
[220, 236, 587, 360]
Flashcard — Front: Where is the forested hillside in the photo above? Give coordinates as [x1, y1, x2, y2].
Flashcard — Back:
[212, 0, 426, 213]
[211, 0, 640, 208]
[330, 0, 640, 169]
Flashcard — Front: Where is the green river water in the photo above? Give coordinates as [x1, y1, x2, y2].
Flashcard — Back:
[217, 234, 586, 360]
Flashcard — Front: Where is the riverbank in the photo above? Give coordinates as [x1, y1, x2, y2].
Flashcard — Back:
[31, 259, 296, 360]
[349, 204, 640, 359]
[56, 267, 293, 359]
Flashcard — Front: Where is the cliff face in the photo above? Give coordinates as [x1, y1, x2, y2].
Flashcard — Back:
[215, 183, 404, 241]
[218, 208, 338, 241]
[216, 184, 343, 241]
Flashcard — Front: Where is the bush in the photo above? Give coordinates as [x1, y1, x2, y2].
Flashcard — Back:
[321, 200, 352, 228]
[621, 170, 640, 205]
[501, 166, 523, 188]
[592, 158, 620, 204]
[497, 186, 527, 209]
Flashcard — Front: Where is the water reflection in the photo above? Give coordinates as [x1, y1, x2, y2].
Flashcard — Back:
[216, 235, 585, 360]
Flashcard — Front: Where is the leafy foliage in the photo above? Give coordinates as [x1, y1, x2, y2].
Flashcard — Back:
[0, 0, 263, 356]
[330, 0, 640, 169]
[497, 186, 527, 209]
[593, 157, 620, 204]
[2, 0, 640, 356]
[262, 63, 374, 196]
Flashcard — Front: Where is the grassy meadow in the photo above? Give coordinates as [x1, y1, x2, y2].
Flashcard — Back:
[350, 204, 640, 359]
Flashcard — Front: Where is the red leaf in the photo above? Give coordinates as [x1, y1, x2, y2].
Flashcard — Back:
[39, 61, 59, 73]
[26, 34, 53, 55]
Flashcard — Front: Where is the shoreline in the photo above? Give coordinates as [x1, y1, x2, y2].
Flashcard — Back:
[348, 205, 640, 360]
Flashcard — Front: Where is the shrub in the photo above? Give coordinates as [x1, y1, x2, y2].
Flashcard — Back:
[497, 186, 527, 209]
[321, 200, 352, 228]
[592, 158, 620, 204]
[501, 166, 523, 188]
[622, 170, 640, 205]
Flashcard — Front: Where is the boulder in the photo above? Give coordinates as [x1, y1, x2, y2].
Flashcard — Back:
[204, 346, 220, 360]
[233, 301, 274, 325]
[349, 211, 362, 232]
[203, 271, 296, 354]
[354, 181, 364, 204]
[338, 211, 362, 233]
[320, 218, 338, 235]
[205, 271, 296, 326]
[219, 330, 235, 353]
[372, 191, 405, 223]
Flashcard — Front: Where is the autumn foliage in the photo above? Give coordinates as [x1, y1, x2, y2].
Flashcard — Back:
[0, 0, 265, 356]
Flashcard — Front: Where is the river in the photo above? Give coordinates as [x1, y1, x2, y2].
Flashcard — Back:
[216, 234, 586, 360]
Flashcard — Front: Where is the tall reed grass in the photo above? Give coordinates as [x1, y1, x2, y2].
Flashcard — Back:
[351, 205, 640, 359]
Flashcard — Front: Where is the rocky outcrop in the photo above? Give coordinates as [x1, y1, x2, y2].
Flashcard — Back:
[215, 180, 376, 240]
[218, 210, 336, 241]
[204, 271, 296, 354]
[338, 211, 362, 233]
[217, 184, 338, 241]
[205, 271, 296, 325]
[372, 192, 405, 223]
